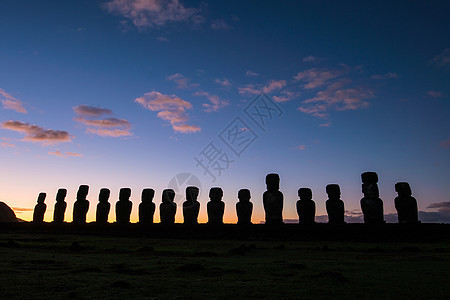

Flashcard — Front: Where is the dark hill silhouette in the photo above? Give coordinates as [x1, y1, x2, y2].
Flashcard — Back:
[0, 202, 18, 222]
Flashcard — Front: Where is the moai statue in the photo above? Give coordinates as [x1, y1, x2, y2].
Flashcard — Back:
[96, 188, 111, 224]
[160, 189, 176, 224]
[183, 186, 200, 224]
[263, 173, 284, 225]
[116, 188, 132, 224]
[395, 182, 419, 223]
[326, 184, 345, 224]
[296, 188, 316, 224]
[33, 192, 47, 223]
[207, 187, 225, 224]
[53, 188, 67, 223]
[360, 172, 384, 224]
[139, 188, 156, 224]
[236, 189, 253, 225]
[73, 185, 89, 224]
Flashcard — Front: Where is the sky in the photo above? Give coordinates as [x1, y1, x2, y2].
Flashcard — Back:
[0, 0, 449, 223]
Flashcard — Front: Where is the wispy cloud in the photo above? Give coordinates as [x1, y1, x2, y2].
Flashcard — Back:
[371, 72, 399, 80]
[1, 121, 72, 145]
[302, 55, 317, 62]
[167, 73, 197, 89]
[294, 68, 346, 89]
[238, 84, 260, 95]
[215, 78, 231, 87]
[86, 128, 133, 137]
[211, 19, 231, 30]
[430, 48, 450, 69]
[1, 142, 15, 147]
[296, 145, 306, 150]
[239, 80, 286, 96]
[49, 149, 83, 158]
[273, 90, 299, 103]
[73, 105, 112, 116]
[156, 36, 169, 42]
[245, 70, 259, 77]
[263, 80, 286, 94]
[48, 150, 65, 157]
[440, 139, 450, 149]
[0, 88, 27, 113]
[135, 91, 200, 133]
[194, 91, 229, 112]
[427, 90, 444, 98]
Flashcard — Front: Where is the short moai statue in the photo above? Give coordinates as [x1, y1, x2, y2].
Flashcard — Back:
[73, 185, 89, 224]
[160, 189, 176, 224]
[326, 184, 345, 224]
[96, 188, 111, 223]
[236, 189, 253, 225]
[263, 173, 284, 225]
[296, 188, 316, 224]
[360, 172, 384, 224]
[183, 186, 200, 224]
[116, 188, 132, 224]
[139, 188, 156, 224]
[207, 187, 225, 224]
[395, 182, 419, 223]
[33, 193, 47, 223]
[53, 188, 67, 223]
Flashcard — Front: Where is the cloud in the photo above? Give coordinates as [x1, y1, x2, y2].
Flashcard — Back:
[135, 91, 200, 133]
[1, 142, 15, 147]
[87, 128, 133, 137]
[73, 105, 112, 117]
[239, 80, 286, 96]
[49, 150, 65, 157]
[11, 207, 34, 212]
[74, 117, 130, 128]
[262, 80, 286, 94]
[103, 0, 200, 29]
[215, 78, 231, 87]
[427, 90, 444, 98]
[1, 121, 72, 145]
[294, 68, 347, 89]
[66, 152, 82, 157]
[245, 70, 259, 77]
[211, 19, 231, 30]
[194, 91, 229, 112]
[167, 73, 197, 89]
[430, 48, 450, 69]
[273, 90, 299, 103]
[157, 36, 169, 42]
[371, 73, 399, 80]
[48, 150, 83, 158]
[295, 145, 306, 150]
[440, 139, 450, 149]
[302, 55, 317, 62]
[238, 84, 260, 95]
[0, 88, 27, 113]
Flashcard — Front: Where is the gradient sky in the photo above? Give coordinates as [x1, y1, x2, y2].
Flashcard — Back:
[1, 0, 449, 223]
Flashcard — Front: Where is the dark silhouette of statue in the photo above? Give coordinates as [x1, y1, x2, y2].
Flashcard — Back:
[96, 188, 111, 223]
[325, 184, 345, 224]
[116, 188, 132, 224]
[263, 173, 284, 224]
[395, 182, 419, 223]
[160, 189, 176, 224]
[53, 188, 67, 223]
[360, 172, 384, 224]
[33, 192, 46, 223]
[207, 187, 225, 224]
[236, 189, 253, 225]
[183, 186, 200, 224]
[73, 185, 89, 224]
[139, 188, 156, 224]
[296, 188, 315, 224]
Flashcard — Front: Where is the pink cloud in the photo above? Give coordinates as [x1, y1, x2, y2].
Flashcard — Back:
[215, 78, 231, 87]
[294, 68, 346, 89]
[1, 142, 15, 147]
[74, 117, 130, 128]
[0, 88, 27, 113]
[238, 84, 260, 95]
[86, 128, 133, 137]
[73, 105, 112, 117]
[262, 80, 286, 94]
[172, 124, 201, 133]
[427, 90, 444, 98]
[166, 73, 193, 89]
[273, 90, 299, 103]
[49, 150, 65, 157]
[239, 80, 286, 96]
[211, 19, 231, 30]
[296, 145, 306, 150]
[245, 70, 259, 77]
[302, 56, 317, 62]
[1, 120, 72, 145]
[194, 91, 229, 112]
[49, 150, 83, 157]
[441, 140, 450, 149]
[371, 73, 399, 80]
[430, 48, 450, 68]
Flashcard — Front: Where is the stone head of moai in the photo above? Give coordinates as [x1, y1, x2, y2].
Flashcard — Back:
[186, 186, 199, 202]
[162, 189, 175, 203]
[298, 188, 312, 201]
[238, 189, 251, 202]
[326, 184, 341, 199]
[37, 192, 46, 203]
[395, 182, 412, 197]
[77, 185, 89, 200]
[56, 189, 67, 202]
[361, 172, 379, 198]
[361, 172, 378, 184]
[142, 188, 155, 203]
[266, 173, 280, 192]
[119, 188, 131, 201]
[209, 187, 223, 202]
[99, 188, 110, 202]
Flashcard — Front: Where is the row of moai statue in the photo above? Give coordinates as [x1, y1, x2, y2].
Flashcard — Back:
[32, 172, 419, 224]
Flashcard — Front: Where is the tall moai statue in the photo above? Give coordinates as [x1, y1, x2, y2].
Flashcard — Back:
[207, 187, 225, 225]
[33, 192, 47, 223]
[360, 172, 384, 224]
[296, 188, 316, 224]
[96, 188, 111, 224]
[160, 189, 176, 224]
[263, 173, 284, 225]
[236, 189, 253, 225]
[139, 188, 156, 224]
[73, 185, 89, 224]
[53, 188, 67, 223]
[183, 186, 200, 224]
[116, 188, 132, 224]
[325, 184, 345, 224]
[395, 182, 419, 223]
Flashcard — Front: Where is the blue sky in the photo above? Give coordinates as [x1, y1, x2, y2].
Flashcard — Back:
[0, 0, 449, 223]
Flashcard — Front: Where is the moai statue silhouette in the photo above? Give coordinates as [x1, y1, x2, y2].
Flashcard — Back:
[139, 188, 156, 224]
[236, 189, 253, 225]
[296, 188, 316, 224]
[73, 185, 89, 224]
[207, 187, 225, 224]
[53, 188, 67, 223]
[395, 182, 419, 223]
[183, 186, 200, 224]
[263, 173, 284, 225]
[326, 184, 345, 224]
[116, 188, 132, 224]
[33, 192, 47, 223]
[160, 189, 176, 224]
[360, 172, 384, 224]
[96, 188, 111, 223]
